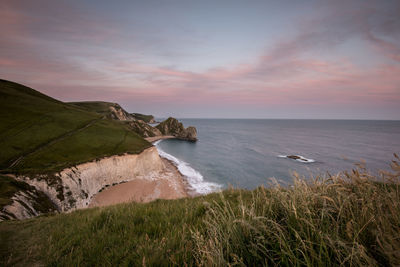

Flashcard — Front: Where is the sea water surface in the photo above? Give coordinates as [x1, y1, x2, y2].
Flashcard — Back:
[155, 119, 400, 192]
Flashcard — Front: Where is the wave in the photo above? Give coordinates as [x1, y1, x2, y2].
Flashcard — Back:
[154, 140, 222, 194]
[278, 154, 315, 163]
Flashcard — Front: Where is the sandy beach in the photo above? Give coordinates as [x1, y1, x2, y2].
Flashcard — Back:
[145, 135, 176, 143]
[89, 158, 187, 207]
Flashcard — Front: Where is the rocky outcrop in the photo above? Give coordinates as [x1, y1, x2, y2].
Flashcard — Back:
[183, 127, 197, 141]
[0, 180, 58, 221]
[1, 147, 170, 219]
[108, 104, 135, 121]
[131, 113, 156, 123]
[127, 120, 161, 138]
[156, 117, 198, 141]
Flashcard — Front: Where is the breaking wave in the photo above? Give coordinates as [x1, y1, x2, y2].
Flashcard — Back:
[154, 140, 222, 194]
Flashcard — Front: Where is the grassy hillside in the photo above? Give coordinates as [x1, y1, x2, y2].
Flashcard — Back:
[69, 101, 118, 115]
[69, 101, 132, 120]
[0, 79, 151, 175]
[1, 159, 399, 266]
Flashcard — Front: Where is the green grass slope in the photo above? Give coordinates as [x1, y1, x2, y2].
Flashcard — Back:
[1, 160, 399, 266]
[68, 101, 118, 115]
[0, 79, 151, 175]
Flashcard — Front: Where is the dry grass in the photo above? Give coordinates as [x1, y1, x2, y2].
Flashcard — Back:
[193, 154, 400, 266]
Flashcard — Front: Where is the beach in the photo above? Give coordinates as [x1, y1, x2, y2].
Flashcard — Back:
[145, 135, 175, 143]
[89, 158, 188, 207]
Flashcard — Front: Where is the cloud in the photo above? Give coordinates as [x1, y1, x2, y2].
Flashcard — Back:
[0, 0, 399, 118]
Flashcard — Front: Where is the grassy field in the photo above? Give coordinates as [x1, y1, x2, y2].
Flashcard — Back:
[0, 79, 151, 175]
[1, 158, 399, 266]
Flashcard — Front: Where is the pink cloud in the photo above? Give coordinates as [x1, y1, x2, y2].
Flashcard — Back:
[1, 0, 399, 118]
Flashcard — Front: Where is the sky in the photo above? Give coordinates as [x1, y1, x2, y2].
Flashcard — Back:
[1, 0, 399, 119]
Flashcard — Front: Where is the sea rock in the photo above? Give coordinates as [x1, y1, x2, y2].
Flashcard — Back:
[287, 155, 301, 160]
[282, 155, 315, 163]
[156, 117, 198, 141]
[178, 126, 197, 141]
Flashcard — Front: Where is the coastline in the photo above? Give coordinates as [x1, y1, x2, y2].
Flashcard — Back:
[145, 135, 176, 143]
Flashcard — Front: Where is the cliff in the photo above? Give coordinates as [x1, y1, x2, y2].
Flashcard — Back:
[0, 146, 175, 220]
[0, 175, 57, 220]
[127, 120, 162, 137]
[156, 117, 198, 141]
[131, 113, 156, 123]
[0, 80, 196, 221]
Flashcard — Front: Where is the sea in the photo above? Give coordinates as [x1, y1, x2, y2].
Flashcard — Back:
[154, 119, 400, 194]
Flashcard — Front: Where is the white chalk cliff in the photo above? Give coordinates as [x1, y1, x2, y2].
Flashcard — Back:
[1, 146, 174, 220]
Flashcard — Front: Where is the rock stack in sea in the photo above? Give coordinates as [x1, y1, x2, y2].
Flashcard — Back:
[156, 117, 198, 142]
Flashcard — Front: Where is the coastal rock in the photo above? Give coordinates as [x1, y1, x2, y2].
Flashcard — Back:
[156, 117, 198, 141]
[0, 180, 58, 221]
[127, 120, 161, 138]
[287, 155, 301, 160]
[108, 103, 135, 121]
[177, 126, 197, 141]
[131, 113, 156, 123]
[278, 155, 315, 163]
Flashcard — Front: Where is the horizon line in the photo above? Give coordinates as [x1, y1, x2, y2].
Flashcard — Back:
[154, 117, 400, 121]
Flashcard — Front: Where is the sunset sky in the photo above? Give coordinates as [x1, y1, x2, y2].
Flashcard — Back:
[1, 0, 399, 119]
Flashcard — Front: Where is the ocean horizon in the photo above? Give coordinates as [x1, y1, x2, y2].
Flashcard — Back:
[155, 119, 400, 193]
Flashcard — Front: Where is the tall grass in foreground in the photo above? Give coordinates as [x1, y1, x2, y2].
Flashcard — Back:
[1, 157, 399, 266]
[193, 155, 400, 266]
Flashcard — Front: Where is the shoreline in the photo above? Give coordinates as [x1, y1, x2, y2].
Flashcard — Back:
[89, 156, 189, 208]
[145, 135, 176, 143]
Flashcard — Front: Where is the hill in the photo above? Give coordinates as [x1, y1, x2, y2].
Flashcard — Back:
[1, 159, 399, 266]
[0, 79, 151, 175]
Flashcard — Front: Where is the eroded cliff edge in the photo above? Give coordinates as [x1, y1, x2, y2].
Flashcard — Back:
[0, 146, 184, 220]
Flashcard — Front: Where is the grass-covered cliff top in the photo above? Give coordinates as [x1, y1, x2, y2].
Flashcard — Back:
[69, 101, 121, 115]
[0, 79, 151, 175]
[1, 158, 399, 266]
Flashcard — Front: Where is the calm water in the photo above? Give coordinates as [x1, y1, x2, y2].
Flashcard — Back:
[155, 119, 400, 192]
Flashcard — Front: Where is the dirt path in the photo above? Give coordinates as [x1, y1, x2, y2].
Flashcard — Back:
[145, 135, 175, 143]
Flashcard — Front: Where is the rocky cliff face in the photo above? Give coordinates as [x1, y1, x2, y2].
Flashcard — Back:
[131, 113, 156, 123]
[156, 117, 198, 141]
[108, 104, 135, 121]
[127, 120, 161, 137]
[0, 147, 168, 219]
[0, 181, 57, 221]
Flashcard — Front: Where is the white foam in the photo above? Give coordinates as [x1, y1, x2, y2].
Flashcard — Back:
[154, 140, 222, 194]
[278, 155, 315, 163]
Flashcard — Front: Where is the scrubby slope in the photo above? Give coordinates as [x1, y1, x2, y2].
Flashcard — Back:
[0, 79, 151, 175]
[1, 159, 399, 266]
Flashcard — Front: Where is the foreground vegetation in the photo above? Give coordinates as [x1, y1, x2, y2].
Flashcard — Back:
[0, 79, 150, 175]
[1, 157, 399, 266]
